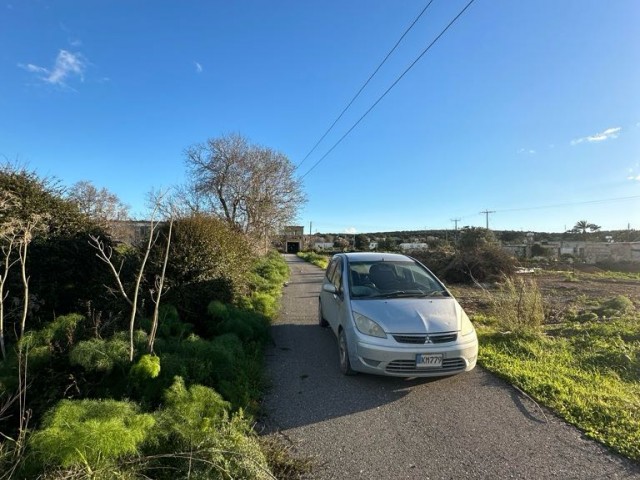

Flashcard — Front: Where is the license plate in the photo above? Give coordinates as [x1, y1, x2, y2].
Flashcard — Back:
[416, 354, 442, 368]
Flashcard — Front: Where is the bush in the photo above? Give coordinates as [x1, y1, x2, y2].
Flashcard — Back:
[489, 276, 545, 334]
[596, 295, 635, 318]
[413, 243, 516, 284]
[147, 377, 271, 480]
[28, 399, 155, 470]
[159, 214, 254, 328]
[69, 336, 129, 373]
[207, 300, 269, 344]
[297, 251, 329, 270]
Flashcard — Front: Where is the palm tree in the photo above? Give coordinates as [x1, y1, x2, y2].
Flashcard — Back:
[573, 220, 601, 237]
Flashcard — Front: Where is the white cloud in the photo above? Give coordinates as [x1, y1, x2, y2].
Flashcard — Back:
[19, 49, 86, 87]
[571, 127, 621, 145]
[194, 62, 203, 73]
[344, 227, 357, 234]
[628, 175, 640, 182]
[518, 148, 536, 155]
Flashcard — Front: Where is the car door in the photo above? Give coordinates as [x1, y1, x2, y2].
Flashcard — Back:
[322, 256, 345, 334]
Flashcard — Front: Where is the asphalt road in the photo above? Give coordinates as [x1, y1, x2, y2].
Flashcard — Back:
[261, 254, 640, 479]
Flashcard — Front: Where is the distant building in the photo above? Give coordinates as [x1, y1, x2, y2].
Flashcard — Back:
[399, 242, 428, 252]
[282, 225, 305, 253]
[502, 240, 640, 264]
[314, 242, 334, 250]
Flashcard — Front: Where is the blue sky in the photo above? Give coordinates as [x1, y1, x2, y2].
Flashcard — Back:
[1, 0, 639, 234]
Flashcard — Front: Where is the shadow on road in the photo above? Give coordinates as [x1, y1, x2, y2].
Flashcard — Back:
[262, 322, 463, 433]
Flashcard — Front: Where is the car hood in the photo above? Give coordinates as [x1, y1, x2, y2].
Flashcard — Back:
[351, 297, 462, 334]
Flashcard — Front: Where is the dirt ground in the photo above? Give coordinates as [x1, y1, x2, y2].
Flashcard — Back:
[449, 266, 640, 323]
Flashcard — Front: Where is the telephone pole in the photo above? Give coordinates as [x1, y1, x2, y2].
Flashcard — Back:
[480, 210, 495, 229]
[450, 218, 461, 231]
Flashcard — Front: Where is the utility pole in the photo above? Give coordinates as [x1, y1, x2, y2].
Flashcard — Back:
[480, 210, 495, 229]
[450, 218, 461, 243]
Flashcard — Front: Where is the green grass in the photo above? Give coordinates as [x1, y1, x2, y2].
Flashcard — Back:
[297, 251, 329, 270]
[476, 315, 640, 461]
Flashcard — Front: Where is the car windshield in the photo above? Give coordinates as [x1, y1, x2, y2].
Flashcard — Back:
[347, 260, 449, 299]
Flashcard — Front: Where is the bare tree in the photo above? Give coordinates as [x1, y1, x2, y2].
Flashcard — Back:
[184, 133, 306, 251]
[0, 193, 19, 360]
[148, 192, 175, 354]
[67, 180, 130, 222]
[89, 191, 170, 361]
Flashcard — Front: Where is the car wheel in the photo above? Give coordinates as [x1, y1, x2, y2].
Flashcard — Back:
[338, 329, 356, 375]
[318, 301, 329, 328]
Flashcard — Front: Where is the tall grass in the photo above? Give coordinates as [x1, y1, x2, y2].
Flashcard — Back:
[488, 276, 544, 334]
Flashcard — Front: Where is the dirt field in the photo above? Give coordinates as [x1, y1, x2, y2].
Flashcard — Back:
[449, 267, 640, 323]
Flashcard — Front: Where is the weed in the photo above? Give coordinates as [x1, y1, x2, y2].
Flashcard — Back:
[489, 276, 544, 334]
[259, 437, 313, 480]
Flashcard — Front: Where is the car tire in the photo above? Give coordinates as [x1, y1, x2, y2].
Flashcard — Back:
[318, 301, 329, 327]
[338, 329, 356, 375]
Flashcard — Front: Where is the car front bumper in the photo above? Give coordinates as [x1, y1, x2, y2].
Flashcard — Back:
[353, 334, 478, 377]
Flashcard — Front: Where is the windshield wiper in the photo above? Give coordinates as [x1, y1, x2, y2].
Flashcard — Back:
[375, 290, 424, 298]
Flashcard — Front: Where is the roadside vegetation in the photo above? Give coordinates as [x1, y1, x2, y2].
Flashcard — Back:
[0, 140, 304, 480]
[296, 251, 329, 270]
[475, 290, 639, 461]
[299, 226, 640, 462]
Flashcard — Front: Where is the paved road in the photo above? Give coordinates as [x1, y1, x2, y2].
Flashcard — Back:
[262, 255, 640, 479]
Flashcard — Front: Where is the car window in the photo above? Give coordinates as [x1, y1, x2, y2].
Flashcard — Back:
[326, 258, 338, 282]
[330, 258, 343, 290]
[349, 260, 447, 297]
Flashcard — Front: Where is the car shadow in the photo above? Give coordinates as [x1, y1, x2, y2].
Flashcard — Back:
[261, 322, 464, 433]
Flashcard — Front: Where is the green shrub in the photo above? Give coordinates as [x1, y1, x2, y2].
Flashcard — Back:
[69, 336, 129, 373]
[40, 313, 85, 351]
[148, 377, 271, 480]
[297, 251, 329, 270]
[207, 300, 269, 344]
[29, 399, 155, 470]
[596, 295, 635, 318]
[130, 354, 161, 380]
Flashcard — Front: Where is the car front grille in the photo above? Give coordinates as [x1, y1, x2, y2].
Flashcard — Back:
[385, 358, 466, 375]
[392, 333, 458, 344]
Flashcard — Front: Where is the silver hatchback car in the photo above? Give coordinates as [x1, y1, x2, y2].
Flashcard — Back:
[318, 252, 478, 377]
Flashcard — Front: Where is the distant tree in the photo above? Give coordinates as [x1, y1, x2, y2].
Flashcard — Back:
[67, 181, 130, 222]
[377, 237, 398, 252]
[354, 234, 370, 251]
[183, 133, 306, 251]
[333, 236, 349, 250]
[572, 220, 601, 239]
[457, 227, 498, 250]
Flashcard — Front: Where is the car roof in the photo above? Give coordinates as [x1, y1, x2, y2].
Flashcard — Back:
[337, 252, 413, 263]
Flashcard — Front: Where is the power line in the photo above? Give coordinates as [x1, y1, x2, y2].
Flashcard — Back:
[296, 0, 436, 170]
[457, 195, 640, 221]
[299, 0, 477, 180]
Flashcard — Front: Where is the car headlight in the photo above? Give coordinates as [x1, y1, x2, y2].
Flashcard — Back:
[353, 312, 387, 338]
[461, 310, 475, 336]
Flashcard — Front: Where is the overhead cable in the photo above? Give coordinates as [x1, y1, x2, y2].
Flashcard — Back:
[296, 0, 436, 170]
[299, 0, 477, 180]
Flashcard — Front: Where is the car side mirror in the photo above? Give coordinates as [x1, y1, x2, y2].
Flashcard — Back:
[323, 284, 338, 294]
